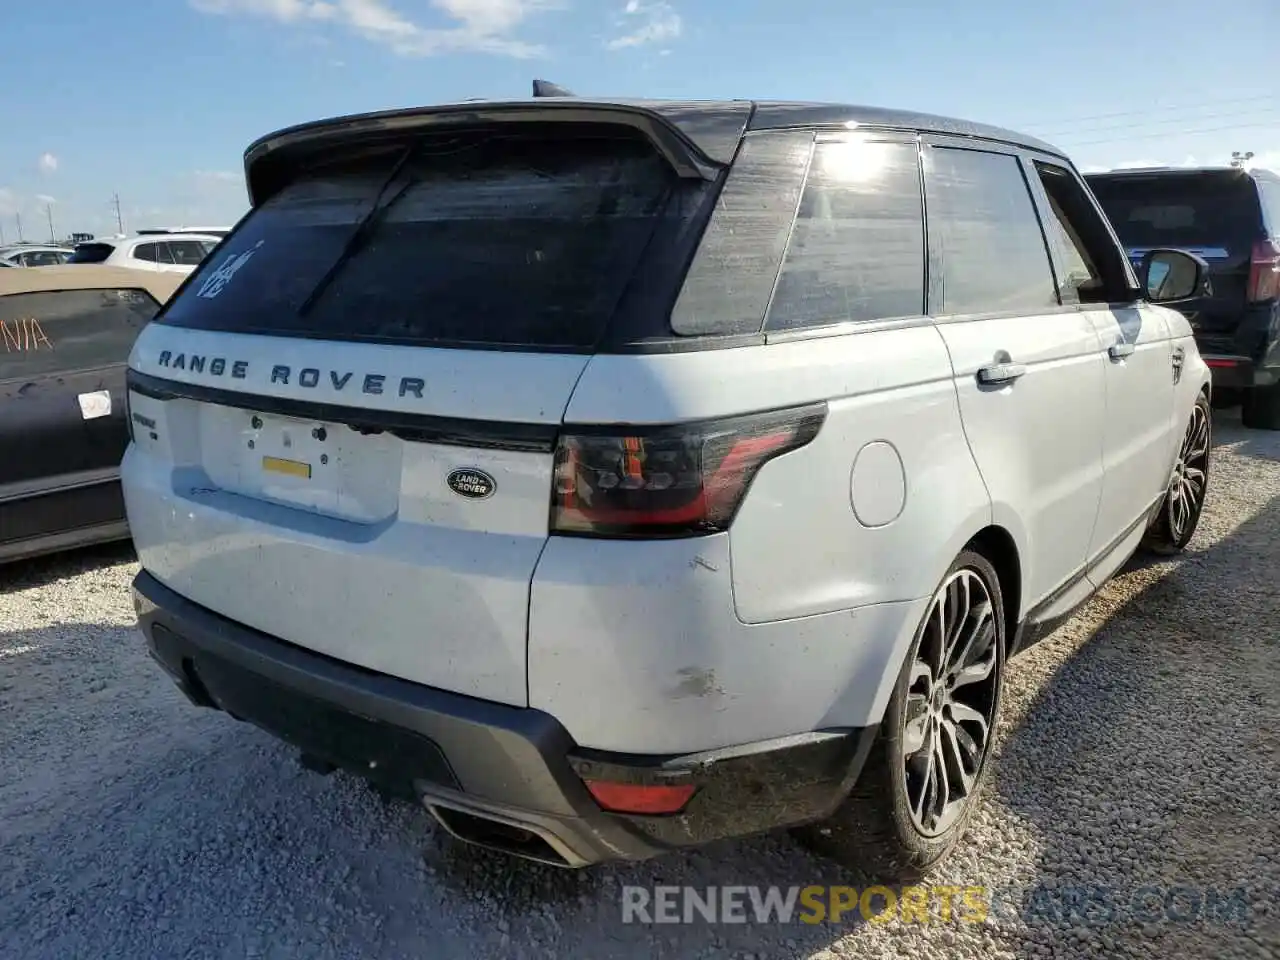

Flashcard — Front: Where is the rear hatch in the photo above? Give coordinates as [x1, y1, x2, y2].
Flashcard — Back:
[124, 112, 727, 705]
[1087, 170, 1265, 338]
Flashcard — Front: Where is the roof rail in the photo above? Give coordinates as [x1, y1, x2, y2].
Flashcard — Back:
[532, 79, 575, 98]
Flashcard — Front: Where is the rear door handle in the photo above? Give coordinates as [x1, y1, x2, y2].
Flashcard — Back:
[977, 361, 1028, 386]
[1109, 341, 1135, 361]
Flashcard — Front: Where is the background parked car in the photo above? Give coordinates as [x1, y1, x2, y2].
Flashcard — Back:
[1086, 165, 1280, 429]
[0, 245, 74, 268]
[137, 226, 232, 238]
[0, 264, 183, 563]
[66, 233, 222, 275]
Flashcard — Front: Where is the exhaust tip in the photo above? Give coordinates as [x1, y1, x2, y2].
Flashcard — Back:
[427, 804, 576, 868]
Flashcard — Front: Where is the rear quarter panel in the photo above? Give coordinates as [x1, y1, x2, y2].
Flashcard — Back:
[538, 323, 1003, 750]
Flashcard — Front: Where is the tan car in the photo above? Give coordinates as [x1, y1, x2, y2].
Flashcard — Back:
[0, 265, 183, 562]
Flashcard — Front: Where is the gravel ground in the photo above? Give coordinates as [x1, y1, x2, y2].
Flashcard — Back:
[2, 408, 1277, 960]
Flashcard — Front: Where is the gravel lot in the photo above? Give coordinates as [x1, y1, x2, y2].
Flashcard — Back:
[2, 409, 1277, 960]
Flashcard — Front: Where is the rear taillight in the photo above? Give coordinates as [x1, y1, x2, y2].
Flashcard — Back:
[551, 403, 827, 538]
[583, 780, 696, 815]
[1248, 239, 1280, 303]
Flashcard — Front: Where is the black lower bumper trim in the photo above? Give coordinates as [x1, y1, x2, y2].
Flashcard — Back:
[133, 570, 875, 866]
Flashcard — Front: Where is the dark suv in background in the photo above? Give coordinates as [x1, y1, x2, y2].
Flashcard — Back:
[1087, 166, 1280, 429]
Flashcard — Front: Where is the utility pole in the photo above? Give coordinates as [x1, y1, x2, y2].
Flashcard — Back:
[1231, 151, 1255, 169]
[111, 193, 125, 235]
[45, 202, 56, 242]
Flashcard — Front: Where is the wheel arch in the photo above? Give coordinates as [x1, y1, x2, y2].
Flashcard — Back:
[964, 524, 1022, 656]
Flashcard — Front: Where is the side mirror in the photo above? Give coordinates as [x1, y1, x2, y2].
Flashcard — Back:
[1140, 248, 1212, 304]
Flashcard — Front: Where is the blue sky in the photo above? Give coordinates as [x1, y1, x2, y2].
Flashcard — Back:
[2, 0, 1277, 242]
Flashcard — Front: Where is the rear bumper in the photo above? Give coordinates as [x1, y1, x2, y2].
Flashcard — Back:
[1200, 355, 1277, 389]
[1192, 302, 1280, 388]
[133, 570, 875, 867]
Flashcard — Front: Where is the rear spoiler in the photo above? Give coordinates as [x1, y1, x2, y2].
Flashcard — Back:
[243, 99, 746, 206]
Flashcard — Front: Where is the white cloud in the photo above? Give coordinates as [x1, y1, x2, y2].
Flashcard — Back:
[191, 0, 562, 58]
[38, 152, 58, 174]
[191, 0, 338, 19]
[607, 0, 681, 49]
[35, 194, 56, 205]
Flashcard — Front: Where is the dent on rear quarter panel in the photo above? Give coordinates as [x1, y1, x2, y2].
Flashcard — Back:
[527, 532, 931, 753]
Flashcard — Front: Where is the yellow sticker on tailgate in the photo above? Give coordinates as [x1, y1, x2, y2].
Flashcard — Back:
[262, 456, 312, 480]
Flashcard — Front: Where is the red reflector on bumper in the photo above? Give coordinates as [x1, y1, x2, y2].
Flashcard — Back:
[1205, 359, 1240, 368]
[583, 780, 696, 815]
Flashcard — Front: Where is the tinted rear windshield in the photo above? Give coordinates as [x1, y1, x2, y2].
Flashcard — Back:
[1088, 174, 1262, 249]
[158, 129, 680, 350]
[68, 243, 115, 264]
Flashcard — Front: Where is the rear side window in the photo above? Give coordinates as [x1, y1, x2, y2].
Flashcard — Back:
[924, 147, 1057, 315]
[68, 243, 114, 264]
[766, 139, 924, 331]
[0, 288, 160, 381]
[1257, 178, 1280, 236]
[168, 240, 209, 265]
[134, 243, 160, 262]
[160, 130, 681, 350]
[670, 130, 814, 337]
[1087, 174, 1262, 251]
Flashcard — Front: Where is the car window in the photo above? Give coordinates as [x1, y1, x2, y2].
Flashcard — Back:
[1257, 179, 1280, 237]
[671, 130, 815, 336]
[23, 250, 68, 267]
[924, 147, 1057, 315]
[1032, 161, 1133, 304]
[168, 240, 208, 266]
[765, 139, 924, 331]
[160, 131, 684, 350]
[1086, 173, 1261, 253]
[0, 288, 161, 381]
[67, 243, 114, 264]
[134, 243, 159, 263]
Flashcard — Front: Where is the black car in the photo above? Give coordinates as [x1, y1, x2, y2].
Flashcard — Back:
[0, 265, 183, 563]
[1086, 165, 1280, 429]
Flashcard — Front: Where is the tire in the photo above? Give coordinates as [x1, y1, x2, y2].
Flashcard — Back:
[1143, 392, 1211, 555]
[1241, 383, 1280, 430]
[792, 549, 1006, 882]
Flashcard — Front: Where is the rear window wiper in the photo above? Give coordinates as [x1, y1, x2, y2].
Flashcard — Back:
[298, 145, 417, 317]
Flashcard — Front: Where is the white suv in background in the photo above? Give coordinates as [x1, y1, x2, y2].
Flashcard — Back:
[68, 233, 221, 274]
[122, 93, 1213, 878]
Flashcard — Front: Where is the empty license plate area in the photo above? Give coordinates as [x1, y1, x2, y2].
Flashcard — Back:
[196, 405, 402, 523]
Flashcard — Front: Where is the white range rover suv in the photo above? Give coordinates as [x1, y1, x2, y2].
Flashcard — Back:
[122, 92, 1213, 878]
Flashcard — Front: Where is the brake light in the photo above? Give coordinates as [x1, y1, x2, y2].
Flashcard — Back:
[1248, 239, 1280, 302]
[551, 403, 827, 538]
[583, 780, 696, 815]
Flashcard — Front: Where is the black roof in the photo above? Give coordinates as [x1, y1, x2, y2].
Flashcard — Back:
[249, 96, 1064, 161]
[242, 97, 1067, 205]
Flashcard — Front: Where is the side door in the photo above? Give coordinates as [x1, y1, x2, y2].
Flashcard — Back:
[0, 287, 161, 550]
[1026, 158, 1177, 564]
[924, 139, 1108, 613]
